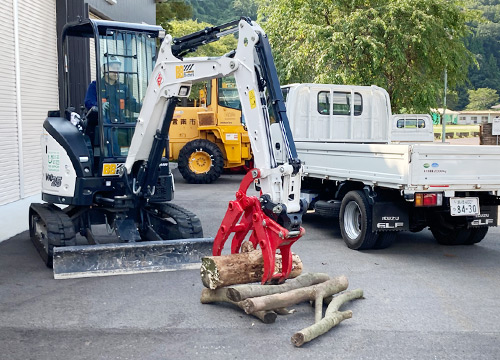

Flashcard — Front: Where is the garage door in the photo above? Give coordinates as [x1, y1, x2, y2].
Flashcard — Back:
[18, 0, 59, 198]
[0, 1, 21, 205]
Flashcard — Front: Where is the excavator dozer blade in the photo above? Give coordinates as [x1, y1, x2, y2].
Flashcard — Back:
[52, 238, 214, 279]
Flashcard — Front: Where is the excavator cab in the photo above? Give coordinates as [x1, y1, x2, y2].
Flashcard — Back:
[61, 20, 162, 173]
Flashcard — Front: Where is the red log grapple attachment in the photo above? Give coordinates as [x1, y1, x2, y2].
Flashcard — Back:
[212, 169, 305, 284]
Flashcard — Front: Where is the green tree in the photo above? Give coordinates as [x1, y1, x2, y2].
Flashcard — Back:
[233, 0, 258, 20]
[156, 0, 192, 32]
[185, 0, 236, 25]
[466, 87, 499, 109]
[459, 1, 500, 109]
[259, 0, 476, 113]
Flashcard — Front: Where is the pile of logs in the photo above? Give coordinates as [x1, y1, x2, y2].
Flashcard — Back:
[200, 244, 363, 347]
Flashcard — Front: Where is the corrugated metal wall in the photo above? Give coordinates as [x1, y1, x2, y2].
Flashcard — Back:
[0, 0, 59, 206]
[18, 0, 59, 198]
[0, 1, 21, 204]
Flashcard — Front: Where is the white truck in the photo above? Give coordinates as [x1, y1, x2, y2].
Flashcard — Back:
[275, 83, 500, 250]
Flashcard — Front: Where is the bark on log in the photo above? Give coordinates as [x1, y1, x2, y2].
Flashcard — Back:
[291, 289, 364, 347]
[226, 272, 330, 302]
[200, 288, 277, 324]
[241, 275, 348, 314]
[200, 250, 303, 290]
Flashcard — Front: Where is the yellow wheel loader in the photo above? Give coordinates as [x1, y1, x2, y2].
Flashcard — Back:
[170, 76, 252, 184]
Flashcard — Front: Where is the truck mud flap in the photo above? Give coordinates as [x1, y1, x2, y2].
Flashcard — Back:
[467, 205, 500, 228]
[53, 238, 214, 279]
[372, 202, 409, 232]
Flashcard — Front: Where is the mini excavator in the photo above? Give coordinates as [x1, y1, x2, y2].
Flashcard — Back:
[30, 17, 305, 282]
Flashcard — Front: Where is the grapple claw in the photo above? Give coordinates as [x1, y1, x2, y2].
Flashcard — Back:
[212, 170, 304, 284]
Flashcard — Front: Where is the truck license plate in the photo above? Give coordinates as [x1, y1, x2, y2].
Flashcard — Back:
[450, 197, 480, 216]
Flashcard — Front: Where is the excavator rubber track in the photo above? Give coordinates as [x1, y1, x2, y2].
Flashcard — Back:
[148, 202, 204, 239]
[29, 203, 76, 267]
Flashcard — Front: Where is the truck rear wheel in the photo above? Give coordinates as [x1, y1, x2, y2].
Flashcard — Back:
[178, 139, 224, 184]
[464, 227, 488, 245]
[339, 190, 378, 250]
[429, 213, 470, 245]
[373, 232, 396, 249]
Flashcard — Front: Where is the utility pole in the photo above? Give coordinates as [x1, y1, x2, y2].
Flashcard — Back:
[441, 68, 447, 143]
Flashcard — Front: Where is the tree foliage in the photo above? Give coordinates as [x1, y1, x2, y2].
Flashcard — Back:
[466, 87, 499, 109]
[185, 0, 257, 25]
[259, 0, 476, 112]
[156, 0, 192, 32]
[463, 0, 500, 109]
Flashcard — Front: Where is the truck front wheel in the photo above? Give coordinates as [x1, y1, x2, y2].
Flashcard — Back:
[178, 139, 224, 184]
[339, 190, 378, 250]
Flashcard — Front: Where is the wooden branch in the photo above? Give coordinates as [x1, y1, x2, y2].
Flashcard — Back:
[200, 288, 277, 324]
[291, 289, 364, 347]
[241, 275, 348, 314]
[200, 250, 303, 290]
[275, 308, 296, 315]
[226, 272, 331, 302]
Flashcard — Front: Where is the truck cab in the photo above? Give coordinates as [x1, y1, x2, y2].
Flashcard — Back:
[390, 114, 434, 143]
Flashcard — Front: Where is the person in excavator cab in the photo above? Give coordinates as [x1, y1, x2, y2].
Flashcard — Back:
[84, 55, 141, 121]
[84, 55, 141, 153]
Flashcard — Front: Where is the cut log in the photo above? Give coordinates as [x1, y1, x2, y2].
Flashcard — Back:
[291, 289, 364, 347]
[241, 275, 348, 314]
[200, 288, 277, 323]
[201, 250, 302, 290]
[226, 272, 330, 301]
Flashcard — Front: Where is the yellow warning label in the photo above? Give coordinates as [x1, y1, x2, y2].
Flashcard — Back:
[176, 65, 184, 79]
[102, 163, 117, 176]
[249, 90, 256, 109]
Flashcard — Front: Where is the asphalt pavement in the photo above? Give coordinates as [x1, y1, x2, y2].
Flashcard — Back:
[1, 168, 499, 360]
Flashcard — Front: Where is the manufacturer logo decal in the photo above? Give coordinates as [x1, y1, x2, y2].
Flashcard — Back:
[175, 64, 195, 79]
[45, 173, 62, 187]
[377, 222, 404, 229]
[102, 163, 125, 176]
[432, 163, 439, 168]
[423, 163, 430, 168]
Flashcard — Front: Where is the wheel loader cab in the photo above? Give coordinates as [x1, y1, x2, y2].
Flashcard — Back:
[61, 20, 162, 176]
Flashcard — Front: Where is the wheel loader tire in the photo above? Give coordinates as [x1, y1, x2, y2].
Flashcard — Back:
[153, 203, 203, 240]
[339, 190, 378, 250]
[464, 227, 488, 245]
[29, 203, 76, 268]
[178, 139, 224, 184]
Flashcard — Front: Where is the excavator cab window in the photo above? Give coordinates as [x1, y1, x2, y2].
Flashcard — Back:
[96, 29, 157, 157]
